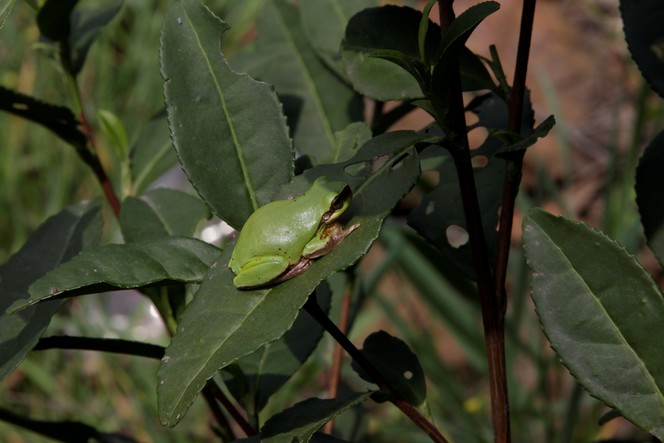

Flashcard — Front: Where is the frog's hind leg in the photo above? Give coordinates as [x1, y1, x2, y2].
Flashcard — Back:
[233, 255, 290, 289]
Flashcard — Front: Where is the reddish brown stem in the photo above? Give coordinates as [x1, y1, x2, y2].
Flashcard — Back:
[304, 296, 449, 443]
[494, 0, 538, 307]
[437, 1, 511, 442]
[323, 289, 352, 435]
[206, 380, 257, 437]
[77, 112, 122, 217]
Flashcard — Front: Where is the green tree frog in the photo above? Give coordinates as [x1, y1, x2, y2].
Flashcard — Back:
[229, 177, 360, 289]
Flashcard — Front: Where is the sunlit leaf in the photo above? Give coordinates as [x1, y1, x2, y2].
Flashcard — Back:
[8, 237, 220, 312]
[161, 0, 293, 229]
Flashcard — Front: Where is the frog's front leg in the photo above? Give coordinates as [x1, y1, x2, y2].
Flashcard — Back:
[302, 222, 360, 259]
[232, 255, 291, 289]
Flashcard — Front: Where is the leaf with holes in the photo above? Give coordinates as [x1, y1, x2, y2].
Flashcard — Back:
[161, 0, 293, 229]
[351, 331, 426, 406]
[523, 209, 664, 439]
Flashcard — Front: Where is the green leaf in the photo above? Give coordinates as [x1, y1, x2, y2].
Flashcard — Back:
[301, 0, 377, 78]
[494, 114, 556, 156]
[330, 122, 372, 163]
[161, 0, 294, 229]
[352, 331, 426, 406]
[242, 0, 363, 164]
[68, 0, 123, 75]
[129, 112, 178, 195]
[120, 189, 211, 243]
[430, 2, 500, 108]
[97, 109, 129, 161]
[0, 202, 100, 380]
[636, 128, 664, 265]
[409, 95, 512, 279]
[36, 0, 77, 42]
[260, 392, 372, 443]
[8, 237, 220, 312]
[224, 284, 331, 415]
[341, 5, 439, 101]
[157, 131, 425, 426]
[620, 0, 664, 97]
[0, 0, 18, 31]
[435, 1, 500, 63]
[0, 86, 86, 148]
[523, 209, 664, 439]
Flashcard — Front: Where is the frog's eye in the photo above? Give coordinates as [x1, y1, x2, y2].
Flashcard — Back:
[321, 186, 352, 223]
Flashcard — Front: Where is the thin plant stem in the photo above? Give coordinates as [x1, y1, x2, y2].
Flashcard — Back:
[205, 380, 257, 437]
[494, 0, 538, 312]
[65, 71, 122, 217]
[303, 296, 449, 443]
[202, 388, 236, 441]
[436, 1, 511, 441]
[323, 287, 352, 435]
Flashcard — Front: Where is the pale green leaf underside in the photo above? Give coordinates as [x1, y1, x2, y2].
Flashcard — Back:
[523, 209, 664, 439]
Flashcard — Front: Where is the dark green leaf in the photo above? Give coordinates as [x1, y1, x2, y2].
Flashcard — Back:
[435, 1, 500, 63]
[68, 0, 123, 75]
[494, 114, 556, 155]
[0, 86, 86, 148]
[157, 131, 425, 426]
[129, 111, 178, 194]
[341, 5, 440, 101]
[120, 189, 211, 243]
[224, 285, 331, 414]
[523, 209, 664, 439]
[0, 202, 100, 380]
[36, 0, 77, 42]
[240, 0, 363, 164]
[260, 392, 372, 443]
[301, 0, 377, 78]
[352, 331, 426, 406]
[161, 0, 293, 229]
[409, 95, 512, 279]
[620, 0, 664, 97]
[8, 237, 220, 312]
[636, 128, 664, 265]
